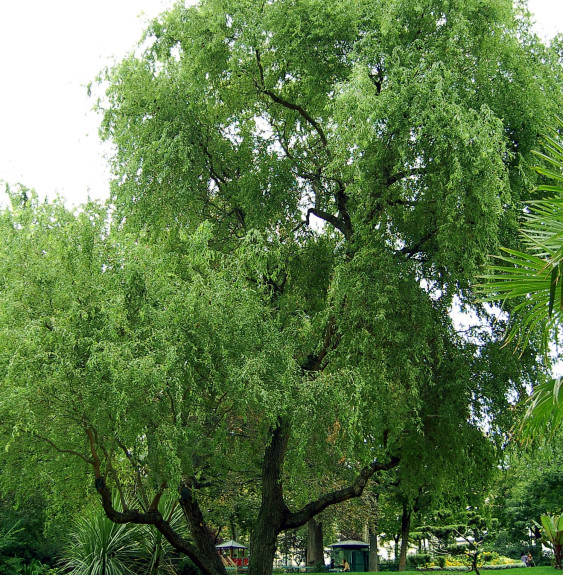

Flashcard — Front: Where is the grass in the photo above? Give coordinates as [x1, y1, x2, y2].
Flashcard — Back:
[298, 569, 558, 575]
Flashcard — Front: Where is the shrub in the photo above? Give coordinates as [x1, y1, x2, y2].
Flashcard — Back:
[407, 554, 432, 569]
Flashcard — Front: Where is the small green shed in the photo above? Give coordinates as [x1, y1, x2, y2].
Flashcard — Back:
[329, 540, 370, 572]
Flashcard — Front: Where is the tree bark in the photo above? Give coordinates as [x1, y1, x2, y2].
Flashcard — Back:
[307, 518, 324, 566]
[92, 416, 399, 575]
[247, 419, 291, 575]
[393, 535, 399, 564]
[369, 492, 380, 572]
[369, 529, 379, 572]
[179, 484, 228, 575]
[398, 503, 412, 572]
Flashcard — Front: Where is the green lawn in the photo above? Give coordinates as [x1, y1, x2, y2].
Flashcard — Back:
[301, 569, 557, 575]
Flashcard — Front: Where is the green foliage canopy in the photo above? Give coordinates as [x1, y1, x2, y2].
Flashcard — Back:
[2, 1, 563, 573]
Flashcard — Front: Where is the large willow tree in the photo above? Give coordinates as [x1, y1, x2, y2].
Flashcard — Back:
[1, 1, 562, 574]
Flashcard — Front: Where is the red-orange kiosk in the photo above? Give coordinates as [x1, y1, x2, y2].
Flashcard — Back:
[216, 540, 249, 569]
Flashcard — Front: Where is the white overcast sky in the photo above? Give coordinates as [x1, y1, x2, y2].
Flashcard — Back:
[0, 0, 561, 207]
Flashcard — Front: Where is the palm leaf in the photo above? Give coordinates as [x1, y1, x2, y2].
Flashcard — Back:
[518, 377, 563, 441]
[479, 120, 563, 437]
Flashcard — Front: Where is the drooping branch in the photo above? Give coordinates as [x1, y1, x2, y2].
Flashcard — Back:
[33, 433, 93, 464]
[282, 456, 400, 530]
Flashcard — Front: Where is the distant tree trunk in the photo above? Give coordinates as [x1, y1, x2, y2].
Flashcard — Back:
[369, 492, 380, 572]
[398, 503, 412, 572]
[230, 517, 239, 542]
[369, 529, 379, 572]
[307, 518, 324, 566]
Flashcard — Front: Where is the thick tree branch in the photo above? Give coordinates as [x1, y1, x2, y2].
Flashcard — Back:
[400, 231, 434, 258]
[282, 456, 400, 530]
[301, 319, 340, 372]
[307, 208, 348, 237]
[100, 443, 128, 511]
[179, 482, 228, 575]
[85, 428, 209, 570]
[149, 482, 168, 511]
[255, 50, 328, 148]
[335, 181, 353, 240]
[386, 167, 427, 187]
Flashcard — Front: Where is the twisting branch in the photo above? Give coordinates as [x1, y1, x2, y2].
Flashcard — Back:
[84, 427, 205, 568]
[282, 456, 400, 530]
[255, 49, 354, 240]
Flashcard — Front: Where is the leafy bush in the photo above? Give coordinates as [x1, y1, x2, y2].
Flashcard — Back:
[417, 553, 523, 571]
[408, 554, 433, 569]
[487, 531, 523, 562]
[20, 559, 58, 575]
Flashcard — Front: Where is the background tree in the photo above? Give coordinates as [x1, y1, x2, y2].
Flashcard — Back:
[2, 1, 563, 575]
[487, 429, 563, 562]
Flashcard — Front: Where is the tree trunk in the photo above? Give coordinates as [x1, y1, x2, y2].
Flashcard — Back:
[471, 551, 480, 575]
[369, 529, 379, 572]
[398, 503, 412, 571]
[179, 485, 228, 575]
[307, 518, 324, 566]
[247, 420, 291, 575]
[230, 517, 239, 543]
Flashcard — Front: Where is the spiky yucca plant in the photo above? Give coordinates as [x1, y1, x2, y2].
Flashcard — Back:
[60, 508, 139, 575]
